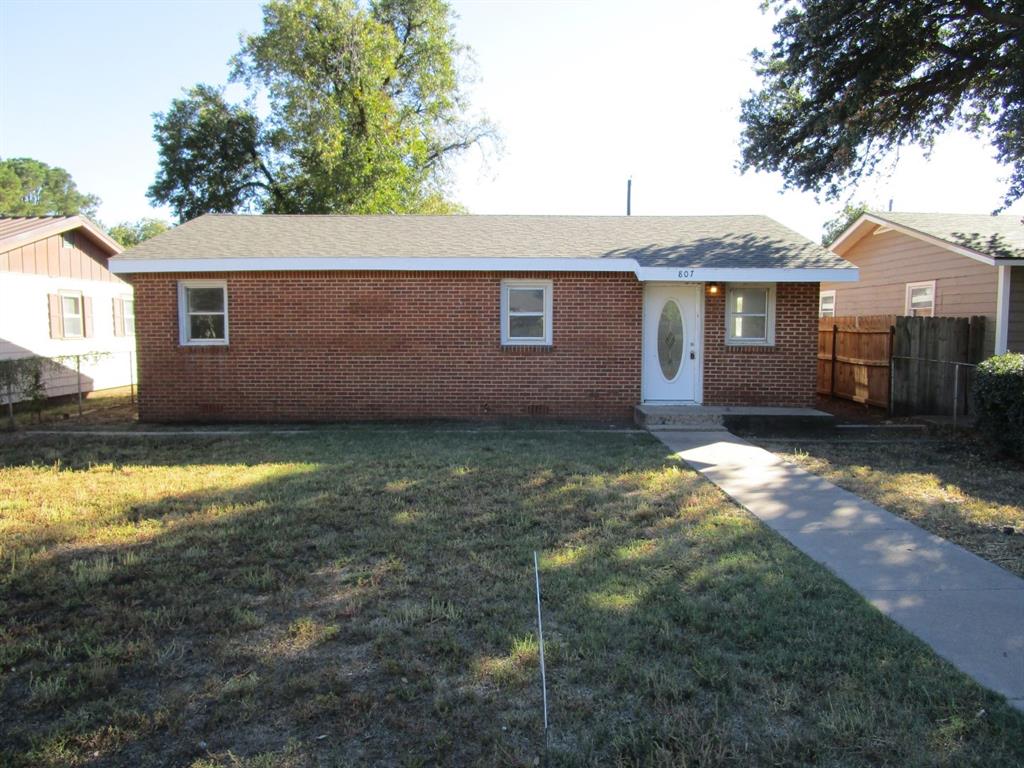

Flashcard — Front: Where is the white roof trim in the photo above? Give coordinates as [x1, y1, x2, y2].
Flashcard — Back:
[109, 256, 857, 282]
[831, 213, 997, 266]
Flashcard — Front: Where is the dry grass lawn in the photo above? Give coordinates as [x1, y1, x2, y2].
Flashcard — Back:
[756, 434, 1024, 578]
[1, 427, 1022, 767]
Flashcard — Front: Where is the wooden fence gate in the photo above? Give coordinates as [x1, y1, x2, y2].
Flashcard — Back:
[817, 315, 894, 409]
[817, 315, 987, 415]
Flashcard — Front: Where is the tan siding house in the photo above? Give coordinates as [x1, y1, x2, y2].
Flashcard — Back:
[822, 212, 1024, 356]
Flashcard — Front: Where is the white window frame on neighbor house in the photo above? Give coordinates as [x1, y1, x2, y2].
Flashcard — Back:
[725, 283, 775, 346]
[905, 281, 935, 316]
[178, 280, 229, 346]
[819, 290, 836, 318]
[122, 295, 136, 336]
[500, 279, 553, 346]
[61, 231, 76, 250]
[59, 290, 84, 339]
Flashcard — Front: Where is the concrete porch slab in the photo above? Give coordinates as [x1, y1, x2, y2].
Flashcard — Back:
[654, 429, 1024, 711]
[636, 404, 835, 434]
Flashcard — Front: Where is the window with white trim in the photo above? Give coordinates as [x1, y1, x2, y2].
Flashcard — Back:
[501, 279, 552, 345]
[122, 297, 135, 336]
[178, 280, 228, 345]
[725, 284, 775, 345]
[905, 281, 935, 317]
[60, 291, 84, 338]
[819, 290, 836, 318]
[62, 232, 76, 250]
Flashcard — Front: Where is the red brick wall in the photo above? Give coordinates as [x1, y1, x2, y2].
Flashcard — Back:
[702, 283, 818, 407]
[130, 272, 820, 422]
[129, 271, 643, 422]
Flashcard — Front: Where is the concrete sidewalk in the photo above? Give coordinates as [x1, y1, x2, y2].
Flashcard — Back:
[655, 430, 1024, 711]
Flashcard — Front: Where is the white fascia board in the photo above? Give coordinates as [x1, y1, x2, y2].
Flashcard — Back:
[109, 256, 638, 274]
[109, 256, 859, 283]
[633, 266, 859, 282]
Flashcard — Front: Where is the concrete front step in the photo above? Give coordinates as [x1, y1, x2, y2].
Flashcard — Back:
[635, 404, 835, 435]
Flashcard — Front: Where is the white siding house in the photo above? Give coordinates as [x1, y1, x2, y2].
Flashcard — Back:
[0, 216, 135, 402]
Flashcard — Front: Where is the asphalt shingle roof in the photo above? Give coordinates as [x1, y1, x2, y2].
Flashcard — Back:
[111, 214, 852, 270]
[872, 212, 1024, 261]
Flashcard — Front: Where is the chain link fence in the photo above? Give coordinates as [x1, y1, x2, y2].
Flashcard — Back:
[1, 350, 136, 427]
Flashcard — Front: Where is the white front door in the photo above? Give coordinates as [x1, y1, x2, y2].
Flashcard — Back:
[642, 285, 700, 402]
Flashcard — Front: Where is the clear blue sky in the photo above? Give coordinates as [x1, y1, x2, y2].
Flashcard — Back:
[2, 0, 1021, 241]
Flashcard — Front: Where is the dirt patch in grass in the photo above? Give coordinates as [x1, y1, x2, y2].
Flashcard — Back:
[1, 428, 1022, 767]
[757, 434, 1024, 578]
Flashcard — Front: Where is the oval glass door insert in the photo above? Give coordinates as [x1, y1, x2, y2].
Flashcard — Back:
[657, 300, 684, 380]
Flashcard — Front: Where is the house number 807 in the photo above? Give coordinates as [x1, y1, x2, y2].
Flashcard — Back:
[677, 270, 695, 279]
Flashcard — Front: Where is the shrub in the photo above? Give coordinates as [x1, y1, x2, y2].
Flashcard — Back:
[973, 352, 1024, 459]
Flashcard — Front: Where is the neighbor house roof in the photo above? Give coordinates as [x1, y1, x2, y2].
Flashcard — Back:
[109, 214, 856, 282]
[0, 215, 122, 256]
[831, 211, 1024, 264]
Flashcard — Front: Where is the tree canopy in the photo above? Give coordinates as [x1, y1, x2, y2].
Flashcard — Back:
[0, 157, 101, 218]
[821, 201, 871, 245]
[149, 0, 494, 221]
[108, 218, 172, 248]
[739, 1, 1024, 209]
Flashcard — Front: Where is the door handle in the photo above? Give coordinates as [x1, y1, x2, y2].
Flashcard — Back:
[690, 351, 696, 360]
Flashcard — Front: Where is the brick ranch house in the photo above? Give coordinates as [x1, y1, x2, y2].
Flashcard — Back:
[109, 214, 857, 422]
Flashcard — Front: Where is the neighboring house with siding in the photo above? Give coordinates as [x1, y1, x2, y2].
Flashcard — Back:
[109, 213, 856, 423]
[0, 216, 135, 401]
[822, 212, 1024, 355]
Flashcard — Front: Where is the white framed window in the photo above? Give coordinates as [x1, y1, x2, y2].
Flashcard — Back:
[122, 296, 135, 336]
[59, 291, 84, 338]
[725, 284, 775, 345]
[62, 231, 76, 250]
[178, 280, 228, 345]
[819, 290, 836, 318]
[500, 279, 552, 346]
[905, 281, 935, 317]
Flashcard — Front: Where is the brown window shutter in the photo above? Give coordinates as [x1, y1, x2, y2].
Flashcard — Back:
[48, 294, 63, 338]
[112, 297, 124, 336]
[83, 296, 94, 338]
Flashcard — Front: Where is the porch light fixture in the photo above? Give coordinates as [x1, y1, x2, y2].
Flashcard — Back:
[705, 282, 721, 297]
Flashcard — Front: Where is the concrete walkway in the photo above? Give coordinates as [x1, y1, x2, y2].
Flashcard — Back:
[655, 430, 1024, 711]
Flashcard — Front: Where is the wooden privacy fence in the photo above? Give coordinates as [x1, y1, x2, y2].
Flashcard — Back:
[818, 315, 987, 415]
[817, 315, 895, 409]
[890, 315, 987, 417]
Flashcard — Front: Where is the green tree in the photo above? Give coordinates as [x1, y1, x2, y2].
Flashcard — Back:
[149, 0, 495, 221]
[108, 218, 172, 248]
[0, 158, 101, 218]
[739, 1, 1024, 209]
[821, 201, 871, 245]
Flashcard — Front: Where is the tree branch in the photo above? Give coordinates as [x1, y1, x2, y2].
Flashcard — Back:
[962, 0, 1024, 30]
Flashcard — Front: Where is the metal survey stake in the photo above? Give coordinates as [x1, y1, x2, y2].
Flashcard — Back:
[533, 551, 549, 743]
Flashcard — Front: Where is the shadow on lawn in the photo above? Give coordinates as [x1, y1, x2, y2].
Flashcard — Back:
[2, 430, 1023, 768]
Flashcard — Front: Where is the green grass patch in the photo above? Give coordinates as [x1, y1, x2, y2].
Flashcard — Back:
[1, 427, 1021, 766]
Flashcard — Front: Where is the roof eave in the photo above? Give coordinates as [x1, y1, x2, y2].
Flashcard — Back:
[0, 215, 122, 256]
[831, 212, 1000, 266]
[108, 255, 857, 282]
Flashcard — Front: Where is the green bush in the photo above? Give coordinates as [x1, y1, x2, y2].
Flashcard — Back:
[973, 352, 1024, 458]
